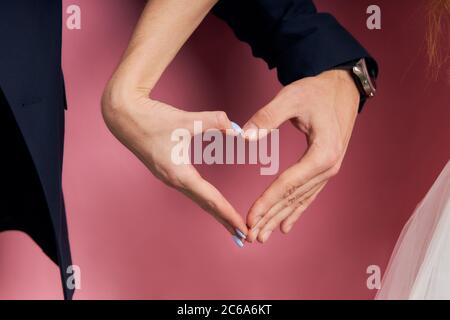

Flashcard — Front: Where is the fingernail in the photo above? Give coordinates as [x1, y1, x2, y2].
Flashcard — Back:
[231, 121, 243, 135]
[243, 123, 258, 140]
[260, 230, 272, 243]
[250, 228, 260, 241]
[232, 235, 244, 248]
[284, 224, 293, 233]
[235, 228, 247, 240]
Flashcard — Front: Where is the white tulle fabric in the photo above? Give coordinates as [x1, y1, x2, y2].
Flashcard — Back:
[376, 161, 450, 300]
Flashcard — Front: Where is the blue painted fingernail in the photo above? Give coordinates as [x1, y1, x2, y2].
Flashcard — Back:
[235, 228, 246, 239]
[232, 235, 244, 248]
[231, 121, 243, 135]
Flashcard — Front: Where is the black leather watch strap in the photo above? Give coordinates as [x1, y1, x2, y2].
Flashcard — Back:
[334, 59, 368, 113]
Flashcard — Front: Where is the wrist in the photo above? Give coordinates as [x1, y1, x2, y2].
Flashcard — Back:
[101, 80, 156, 136]
[102, 74, 148, 108]
[328, 69, 360, 102]
[315, 69, 360, 115]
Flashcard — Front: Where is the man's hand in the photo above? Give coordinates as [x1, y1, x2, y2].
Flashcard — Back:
[101, 88, 248, 238]
[243, 69, 360, 243]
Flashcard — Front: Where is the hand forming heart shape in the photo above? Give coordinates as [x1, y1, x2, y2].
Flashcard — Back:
[102, 68, 360, 247]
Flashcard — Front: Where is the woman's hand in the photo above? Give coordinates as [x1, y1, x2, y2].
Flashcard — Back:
[101, 0, 249, 243]
[101, 86, 248, 239]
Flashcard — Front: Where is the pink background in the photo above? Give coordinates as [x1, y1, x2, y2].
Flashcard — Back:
[0, 0, 449, 299]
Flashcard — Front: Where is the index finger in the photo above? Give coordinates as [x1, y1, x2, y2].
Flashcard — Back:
[174, 166, 249, 240]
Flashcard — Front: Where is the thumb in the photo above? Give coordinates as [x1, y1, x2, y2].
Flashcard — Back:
[242, 99, 295, 141]
[188, 111, 232, 133]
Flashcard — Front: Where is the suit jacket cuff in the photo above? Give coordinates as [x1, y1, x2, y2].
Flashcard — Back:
[275, 13, 378, 85]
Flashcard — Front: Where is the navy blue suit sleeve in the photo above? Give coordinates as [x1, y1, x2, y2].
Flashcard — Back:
[213, 0, 378, 85]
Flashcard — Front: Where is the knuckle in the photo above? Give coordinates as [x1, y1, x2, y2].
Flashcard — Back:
[328, 162, 342, 177]
[315, 149, 340, 170]
[255, 108, 273, 128]
[280, 179, 298, 199]
[153, 165, 179, 188]
[214, 111, 229, 129]
[296, 199, 305, 209]
[200, 198, 219, 214]
[283, 83, 304, 103]
[289, 194, 304, 208]
[324, 150, 340, 167]
[310, 138, 344, 171]
[168, 169, 195, 190]
[286, 196, 296, 206]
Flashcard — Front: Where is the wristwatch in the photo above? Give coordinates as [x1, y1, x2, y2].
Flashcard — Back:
[334, 58, 377, 102]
